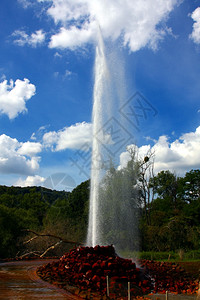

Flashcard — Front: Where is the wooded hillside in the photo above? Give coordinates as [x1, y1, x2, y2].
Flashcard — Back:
[0, 167, 199, 258]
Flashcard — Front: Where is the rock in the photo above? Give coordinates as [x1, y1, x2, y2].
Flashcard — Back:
[37, 245, 152, 297]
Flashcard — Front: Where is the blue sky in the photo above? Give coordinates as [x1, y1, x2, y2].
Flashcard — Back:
[1, 0, 200, 190]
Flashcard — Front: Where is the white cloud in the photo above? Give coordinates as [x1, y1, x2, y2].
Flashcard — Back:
[46, 0, 180, 51]
[15, 175, 45, 187]
[43, 121, 92, 151]
[0, 78, 36, 119]
[53, 69, 73, 79]
[12, 29, 45, 47]
[54, 71, 59, 78]
[49, 23, 96, 50]
[119, 126, 200, 175]
[118, 144, 151, 170]
[54, 52, 62, 58]
[47, 0, 89, 24]
[190, 7, 200, 44]
[18, 0, 33, 8]
[37, 0, 51, 2]
[0, 134, 42, 175]
[17, 141, 42, 157]
[30, 133, 36, 140]
[30, 125, 50, 141]
[0, 74, 6, 81]
[64, 69, 72, 77]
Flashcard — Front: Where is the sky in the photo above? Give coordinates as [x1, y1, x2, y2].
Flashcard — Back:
[1, 0, 200, 190]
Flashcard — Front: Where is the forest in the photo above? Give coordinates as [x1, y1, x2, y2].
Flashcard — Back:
[0, 162, 200, 259]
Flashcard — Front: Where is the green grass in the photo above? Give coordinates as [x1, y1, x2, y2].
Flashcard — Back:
[120, 250, 200, 262]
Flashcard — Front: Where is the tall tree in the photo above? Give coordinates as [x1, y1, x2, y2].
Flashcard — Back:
[149, 170, 183, 213]
[179, 169, 200, 202]
[138, 150, 155, 225]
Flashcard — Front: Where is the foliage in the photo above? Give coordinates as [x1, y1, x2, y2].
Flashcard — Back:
[0, 165, 200, 258]
[0, 204, 23, 257]
[141, 169, 200, 252]
[0, 184, 87, 258]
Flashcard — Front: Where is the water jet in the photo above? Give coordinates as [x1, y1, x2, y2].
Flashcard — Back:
[87, 29, 139, 254]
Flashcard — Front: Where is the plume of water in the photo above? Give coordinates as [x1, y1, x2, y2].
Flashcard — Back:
[87, 29, 139, 253]
[86, 29, 110, 247]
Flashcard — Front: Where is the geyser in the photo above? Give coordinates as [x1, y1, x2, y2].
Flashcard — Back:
[87, 30, 139, 253]
[87, 29, 110, 247]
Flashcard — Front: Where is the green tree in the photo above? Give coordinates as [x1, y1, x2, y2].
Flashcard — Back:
[178, 169, 200, 227]
[179, 169, 200, 202]
[44, 180, 90, 244]
[0, 205, 23, 258]
[144, 169, 200, 251]
[149, 170, 184, 213]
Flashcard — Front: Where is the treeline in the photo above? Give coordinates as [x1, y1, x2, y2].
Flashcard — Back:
[140, 169, 200, 252]
[0, 182, 89, 258]
[0, 167, 200, 258]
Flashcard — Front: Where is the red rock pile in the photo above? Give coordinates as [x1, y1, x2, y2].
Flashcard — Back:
[37, 245, 199, 298]
[141, 260, 198, 295]
[37, 245, 152, 298]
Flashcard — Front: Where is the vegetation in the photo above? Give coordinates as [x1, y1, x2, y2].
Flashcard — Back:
[140, 169, 200, 252]
[0, 184, 88, 258]
[0, 160, 200, 258]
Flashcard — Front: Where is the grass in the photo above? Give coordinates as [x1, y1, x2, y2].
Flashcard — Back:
[120, 250, 200, 279]
[120, 250, 200, 262]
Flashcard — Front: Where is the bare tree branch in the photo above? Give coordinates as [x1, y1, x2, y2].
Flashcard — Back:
[17, 229, 84, 259]
[22, 229, 84, 246]
[23, 235, 38, 245]
[17, 251, 41, 259]
[40, 241, 62, 258]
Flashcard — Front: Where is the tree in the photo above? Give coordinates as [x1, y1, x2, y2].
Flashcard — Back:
[179, 169, 200, 202]
[44, 180, 90, 245]
[68, 180, 90, 220]
[0, 205, 23, 258]
[176, 169, 200, 227]
[138, 150, 155, 225]
[149, 170, 184, 213]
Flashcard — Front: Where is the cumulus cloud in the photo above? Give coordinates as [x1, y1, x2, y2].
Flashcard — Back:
[46, 0, 179, 51]
[12, 29, 45, 47]
[0, 78, 36, 119]
[119, 126, 200, 175]
[49, 23, 96, 49]
[17, 141, 42, 157]
[15, 175, 45, 187]
[43, 122, 92, 151]
[190, 7, 200, 44]
[0, 134, 42, 175]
